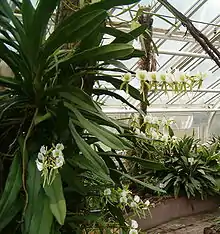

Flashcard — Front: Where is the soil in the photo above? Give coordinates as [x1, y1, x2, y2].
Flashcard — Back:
[146, 210, 220, 234]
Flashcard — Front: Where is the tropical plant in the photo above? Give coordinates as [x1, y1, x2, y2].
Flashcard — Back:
[151, 136, 220, 199]
[0, 0, 166, 233]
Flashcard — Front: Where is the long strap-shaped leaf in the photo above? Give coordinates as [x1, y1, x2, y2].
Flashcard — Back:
[25, 0, 60, 62]
[92, 76, 147, 104]
[111, 169, 165, 193]
[60, 89, 122, 132]
[44, 173, 66, 225]
[55, 0, 140, 31]
[93, 88, 141, 113]
[24, 159, 41, 233]
[22, 0, 34, 35]
[0, 76, 21, 90]
[61, 44, 134, 66]
[69, 121, 113, 183]
[42, 9, 107, 61]
[72, 108, 129, 150]
[28, 189, 53, 234]
[0, 154, 22, 231]
[100, 152, 165, 171]
[0, 0, 24, 38]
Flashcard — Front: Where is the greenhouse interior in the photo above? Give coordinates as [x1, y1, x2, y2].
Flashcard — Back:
[0, 0, 220, 233]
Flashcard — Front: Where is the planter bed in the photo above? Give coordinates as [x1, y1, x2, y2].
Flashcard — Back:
[135, 196, 220, 231]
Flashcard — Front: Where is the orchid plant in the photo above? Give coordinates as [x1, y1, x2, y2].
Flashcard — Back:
[121, 69, 206, 99]
[130, 114, 178, 145]
[36, 143, 65, 186]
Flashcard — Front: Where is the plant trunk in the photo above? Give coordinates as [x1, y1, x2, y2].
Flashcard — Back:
[138, 9, 156, 126]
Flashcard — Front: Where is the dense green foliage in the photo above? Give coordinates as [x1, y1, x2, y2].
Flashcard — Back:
[0, 0, 165, 233]
[128, 133, 220, 199]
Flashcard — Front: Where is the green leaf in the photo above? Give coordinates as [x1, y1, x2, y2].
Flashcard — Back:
[24, 158, 41, 233]
[111, 169, 165, 193]
[69, 121, 113, 183]
[103, 27, 134, 41]
[113, 24, 149, 43]
[62, 44, 134, 65]
[34, 112, 52, 125]
[94, 76, 144, 103]
[28, 189, 53, 234]
[72, 108, 128, 150]
[42, 9, 107, 59]
[61, 163, 87, 195]
[30, 0, 60, 60]
[0, 154, 22, 231]
[0, 201, 22, 232]
[60, 89, 122, 132]
[0, 0, 24, 38]
[121, 49, 144, 59]
[84, 0, 140, 11]
[22, 0, 34, 35]
[107, 203, 126, 227]
[93, 88, 141, 113]
[44, 173, 66, 225]
[100, 152, 165, 171]
[0, 76, 21, 89]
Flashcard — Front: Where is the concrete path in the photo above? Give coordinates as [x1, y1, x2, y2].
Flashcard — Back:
[146, 210, 220, 234]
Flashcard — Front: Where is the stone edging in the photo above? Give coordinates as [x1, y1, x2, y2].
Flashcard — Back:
[134, 196, 220, 230]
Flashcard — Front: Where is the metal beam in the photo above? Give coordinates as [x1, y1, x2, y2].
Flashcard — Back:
[103, 108, 220, 114]
[158, 50, 210, 59]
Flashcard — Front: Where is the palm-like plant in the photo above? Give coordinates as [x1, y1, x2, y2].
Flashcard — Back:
[0, 0, 165, 233]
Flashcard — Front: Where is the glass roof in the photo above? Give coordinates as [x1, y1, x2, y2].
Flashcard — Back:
[9, 0, 220, 139]
[98, 0, 220, 116]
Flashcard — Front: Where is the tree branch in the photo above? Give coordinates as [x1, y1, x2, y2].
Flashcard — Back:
[157, 0, 220, 68]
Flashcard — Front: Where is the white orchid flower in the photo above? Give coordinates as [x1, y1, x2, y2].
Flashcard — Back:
[173, 69, 186, 82]
[36, 159, 44, 171]
[131, 220, 138, 229]
[103, 188, 111, 196]
[136, 70, 148, 81]
[121, 190, 129, 197]
[158, 73, 166, 82]
[40, 145, 47, 155]
[52, 149, 63, 158]
[129, 229, 138, 234]
[134, 195, 141, 203]
[172, 136, 178, 143]
[122, 72, 132, 82]
[148, 72, 157, 82]
[38, 152, 44, 160]
[161, 134, 169, 142]
[55, 143, 64, 151]
[130, 201, 137, 208]
[54, 155, 64, 169]
[120, 196, 127, 203]
[151, 116, 158, 125]
[145, 200, 150, 206]
[151, 130, 159, 140]
[188, 157, 195, 165]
